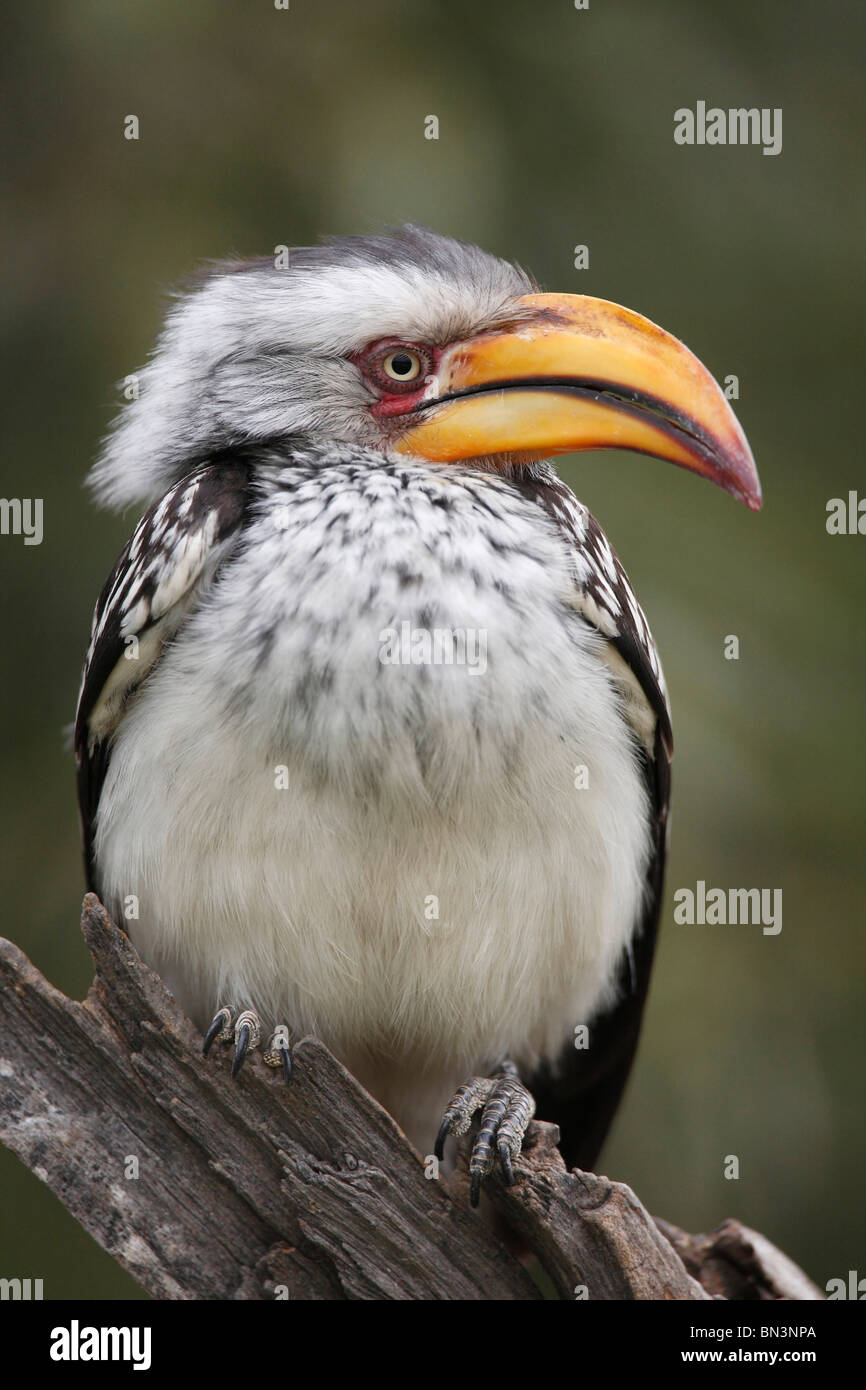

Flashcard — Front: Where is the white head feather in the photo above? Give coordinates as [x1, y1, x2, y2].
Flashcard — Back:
[90, 225, 533, 512]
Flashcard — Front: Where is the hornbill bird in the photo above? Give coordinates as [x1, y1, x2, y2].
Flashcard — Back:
[76, 226, 761, 1205]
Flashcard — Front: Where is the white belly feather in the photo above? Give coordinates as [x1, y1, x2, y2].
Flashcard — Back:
[94, 464, 650, 1147]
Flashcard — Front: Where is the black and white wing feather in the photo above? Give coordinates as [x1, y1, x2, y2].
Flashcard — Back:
[74, 459, 251, 888]
[518, 468, 673, 1172]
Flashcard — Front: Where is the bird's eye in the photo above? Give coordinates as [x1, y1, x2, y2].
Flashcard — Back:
[382, 350, 423, 382]
[361, 342, 433, 394]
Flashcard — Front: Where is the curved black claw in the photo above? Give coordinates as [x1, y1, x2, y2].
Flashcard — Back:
[434, 1117, 452, 1163]
[498, 1141, 515, 1187]
[435, 1065, 535, 1207]
[231, 1009, 261, 1077]
[263, 1028, 293, 1085]
[202, 1005, 234, 1057]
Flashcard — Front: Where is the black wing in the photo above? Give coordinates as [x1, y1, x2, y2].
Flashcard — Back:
[515, 467, 673, 1172]
[74, 459, 251, 888]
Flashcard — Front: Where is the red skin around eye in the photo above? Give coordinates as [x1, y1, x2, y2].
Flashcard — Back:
[370, 386, 432, 418]
[350, 339, 445, 418]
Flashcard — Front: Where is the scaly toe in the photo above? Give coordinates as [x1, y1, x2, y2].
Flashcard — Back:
[467, 1077, 535, 1207]
[231, 1009, 262, 1077]
[263, 1025, 292, 1084]
[434, 1076, 496, 1160]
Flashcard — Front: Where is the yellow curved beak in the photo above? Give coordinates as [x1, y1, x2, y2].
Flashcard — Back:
[394, 292, 761, 510]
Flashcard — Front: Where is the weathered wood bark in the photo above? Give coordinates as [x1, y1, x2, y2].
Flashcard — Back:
[656, 1218, 824, 1301]
[0, 895, 822, 1301]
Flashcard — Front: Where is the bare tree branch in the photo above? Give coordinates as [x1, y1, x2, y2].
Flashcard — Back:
[0, 896, 822, 1301]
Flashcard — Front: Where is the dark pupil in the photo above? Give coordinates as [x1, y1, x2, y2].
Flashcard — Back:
[390, 353, 414, 376]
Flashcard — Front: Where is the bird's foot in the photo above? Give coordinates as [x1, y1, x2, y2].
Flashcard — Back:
[434, 1059, 535, 1207]
[202, 1006, 292, 1083]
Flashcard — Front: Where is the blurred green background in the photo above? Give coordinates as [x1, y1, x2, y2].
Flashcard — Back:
[1, 0, 863, 1298]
